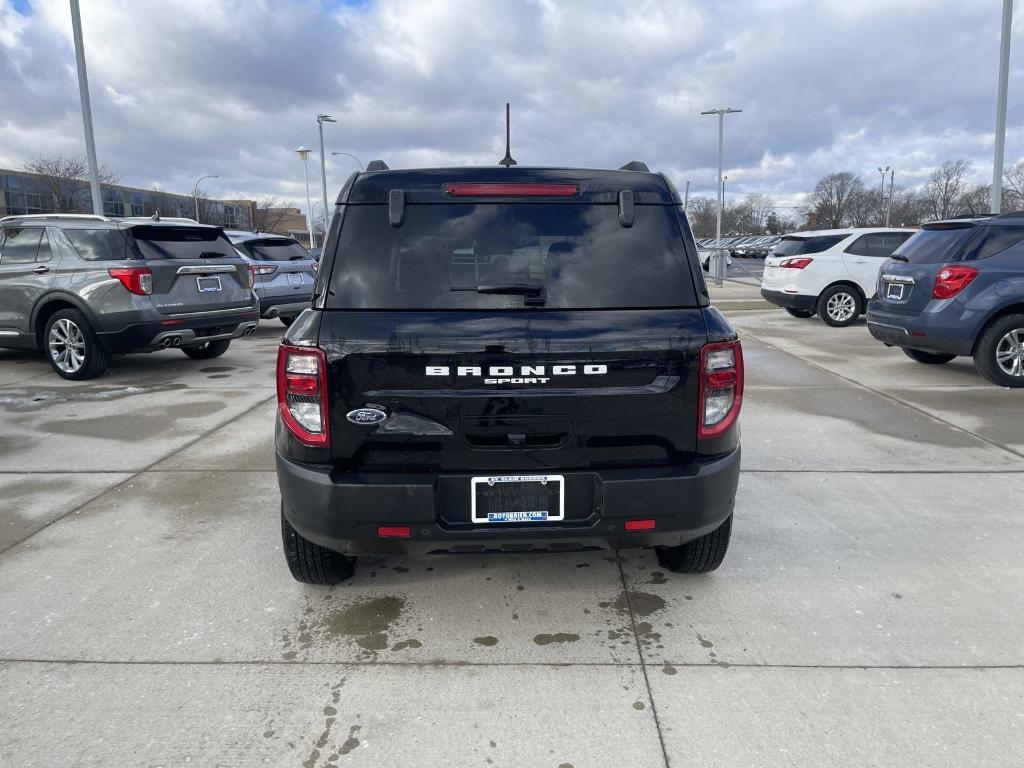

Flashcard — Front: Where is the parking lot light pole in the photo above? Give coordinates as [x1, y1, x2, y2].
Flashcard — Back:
[887, 169, 895, 226]
[877, 166, 890, 225]
[295, 147, 315, 249]
[192, 174, 218, 222]
[701, 107, 741, 285]
[992, 0, 1014, 214]
[317, 114, 336, 233]
[331, 152, 364, 171]
[70, 0, 103, 216]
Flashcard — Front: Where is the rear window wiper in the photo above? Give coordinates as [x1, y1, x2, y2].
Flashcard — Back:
[451, 282, 547, 306]
[890, 254, 909, 262]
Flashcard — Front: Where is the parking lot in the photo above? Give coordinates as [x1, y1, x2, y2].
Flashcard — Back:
[1, 309, 1023, 767]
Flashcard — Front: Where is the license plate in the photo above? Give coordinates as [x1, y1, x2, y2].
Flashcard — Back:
[196, 276, 222, 293]
[886, 283, 905, 300]
[471, 475, 564, 524]
[288, 273, 304, 286]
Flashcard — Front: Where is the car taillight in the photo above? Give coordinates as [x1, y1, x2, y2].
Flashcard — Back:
[276, 345, 329, 447]
[108, 267, 152, 295]
[246, 265, 256, 288]
[444, 183, 578, 197]
[254, 265, 278, 275]
[779, 257, 813, 269]
[932, 265, 978, 299]
[698, 339, 744, 440]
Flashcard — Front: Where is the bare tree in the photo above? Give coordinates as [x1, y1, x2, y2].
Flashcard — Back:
[806, 172, 864, 229]
[743, 192, 774, 233]
[23, 155, 119, 213]
[253, 196, 296, 233]
[1003, 161, 1024, 211]
[923, 159, 972, 220]
[685, 195, 718, 238]
[959, 183, 992, 215]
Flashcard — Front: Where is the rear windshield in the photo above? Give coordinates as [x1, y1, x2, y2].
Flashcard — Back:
[892, 225, 976, 264]
[130, 226, 237, 260]
[325, 203, 697, 310]
[242, 238, 310, 262]
[772, 234, 847, 257]
[64, 228, 131, 261]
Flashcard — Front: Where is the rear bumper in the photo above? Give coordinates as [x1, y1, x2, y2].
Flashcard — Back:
[277, 448, 741, 555]
[761, 288, 816, 312]
[97, 306, 260, 353]
[255, 294, 312, 318]
[866, 299, 975, 356]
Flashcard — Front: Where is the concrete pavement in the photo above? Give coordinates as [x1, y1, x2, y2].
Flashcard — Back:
[1, 313, 1023, 767]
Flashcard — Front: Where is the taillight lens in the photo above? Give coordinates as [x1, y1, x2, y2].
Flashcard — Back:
[108, 267, 153, 295]
[254, 265, 278, 275]
[779, 257, 813, 269]
[276, 345, 329, 447]
[246, 265, 257, 288]
[932, 265, 978, 299]
[698, 340, 744, 440]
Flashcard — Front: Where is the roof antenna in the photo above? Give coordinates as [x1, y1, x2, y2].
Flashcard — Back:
[498, 102, 517, 167]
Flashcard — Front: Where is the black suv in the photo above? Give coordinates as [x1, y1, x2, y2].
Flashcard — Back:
[275, 164, 743, 583]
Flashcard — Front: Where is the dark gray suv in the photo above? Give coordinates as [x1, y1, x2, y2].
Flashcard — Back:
[0, 214, 259, 380]
[867, 213, 1024, 387]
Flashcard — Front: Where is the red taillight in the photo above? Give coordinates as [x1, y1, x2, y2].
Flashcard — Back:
[932, 265, 978, 299]
[698, 339, 744, 440]
[378, 526, 411, 538]
[108, 267, 153, 295]
[254, 265, 278, 275]
[276, 345, 329, 447]
[779, 257, 813, 269]
[444, 183, 578, 197]
[625, 519, 656, 532]
[246, 265, 257, 288]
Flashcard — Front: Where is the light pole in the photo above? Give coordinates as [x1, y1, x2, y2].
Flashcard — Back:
[317, 113, 336, 232]
[876, 166, 890, 225]
[887, 169, 895, 226]
[701, 107, 741, 285]
[295, 147, 315, 249]
[992, 0, 1014, 213]
[331, 152, 364, 171]
[70, 0, 103, 215]
[683, 179, 691, 216]
[722, 175, 728, 203]
[311, 201, 325, 245]
[192, 174, 218, 222]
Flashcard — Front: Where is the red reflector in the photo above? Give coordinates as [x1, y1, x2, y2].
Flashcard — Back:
[707, 370, 738, 388]
[625, 519, 656, 532]
[285, 373, 319, 394]
[377, 526, 411, 538]
[160, 320, 184, 326]
[444, 183, 578, 197]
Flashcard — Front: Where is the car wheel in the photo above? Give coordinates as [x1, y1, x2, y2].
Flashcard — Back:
[655, 515, 731, 574]
[44, 309, 110, 380]
[903, 348, 956, 365]
[181, 339, 232, 360]
[281, 506, 356, 584]
[818, 285, 862, 327]
[280, 316, 295, 327]
[974, 313, 1024, 388]
[785, 308, 814, 319]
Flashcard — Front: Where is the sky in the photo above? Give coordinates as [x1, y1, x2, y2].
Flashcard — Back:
[1, 0, 1022, 216]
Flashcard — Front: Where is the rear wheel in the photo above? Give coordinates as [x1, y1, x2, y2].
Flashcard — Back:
[818, 284, 862, 327]
[44, 309, 110, 380]
[280, 315, 295, 327]
[655, 515, 732, 574]
[785, 308, 814, 319]
[182, 339, 231, 360]
[281, 506, 356, 584]
[903, 348, 956, 365]
[974, 314, 1024, 388]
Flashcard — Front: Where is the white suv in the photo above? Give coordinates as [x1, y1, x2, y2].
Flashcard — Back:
[760, 228, 916, 326]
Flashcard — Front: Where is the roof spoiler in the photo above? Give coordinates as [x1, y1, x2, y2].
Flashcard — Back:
[618, 161, 650, 172]
[365, 160, 390, 172]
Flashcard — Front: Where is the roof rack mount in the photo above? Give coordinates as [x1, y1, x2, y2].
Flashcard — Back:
[619, 161, 651, 172]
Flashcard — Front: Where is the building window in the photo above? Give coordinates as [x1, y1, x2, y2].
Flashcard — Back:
[103, 189, 124, 217]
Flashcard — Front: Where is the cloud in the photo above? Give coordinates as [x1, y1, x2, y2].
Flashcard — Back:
[0, 0, 1020, 213]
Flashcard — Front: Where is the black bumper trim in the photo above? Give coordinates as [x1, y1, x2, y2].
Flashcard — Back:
[761, 288, 816, 312]
[97, 308, 260, 353]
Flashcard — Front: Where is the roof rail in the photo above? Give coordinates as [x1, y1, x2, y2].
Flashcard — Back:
[365, 160, 390, 172]
[0, 213, 109, 222]
[947, 212, 994, 219]
[993, 210, 1024, 220]
[619, 161, 651, 172]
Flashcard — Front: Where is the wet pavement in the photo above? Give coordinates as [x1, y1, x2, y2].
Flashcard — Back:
[1, 313, 1023, 767]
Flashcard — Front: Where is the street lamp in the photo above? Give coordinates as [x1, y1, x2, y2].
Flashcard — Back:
[192, 174, 218, 222]
[992, 0, 1013, 213]
[317, 113, 336, 234]
[701, 107, 742, 285]
[295, 147, 315, 249]
[70, 0, 103, 215]
[876, 166, 890, 226]
[331, 152, 364, 171]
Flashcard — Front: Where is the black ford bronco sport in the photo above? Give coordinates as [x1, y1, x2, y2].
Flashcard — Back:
[275, 163, 743, 584]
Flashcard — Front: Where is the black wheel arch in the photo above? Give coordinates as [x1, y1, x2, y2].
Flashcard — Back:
[31, 293, 103, 351]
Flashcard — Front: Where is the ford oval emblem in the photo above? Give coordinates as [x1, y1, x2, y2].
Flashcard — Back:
[346, 407, 388, 425]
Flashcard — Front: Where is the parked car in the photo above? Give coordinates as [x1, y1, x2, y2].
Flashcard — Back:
[867, 214, 1024, 387]
[226, 231, 317, 326]
[760, 227, 916, 326]
[697, 238, 734, 271]
[0, 214, 258, 379]
[276, 162, 743, 583]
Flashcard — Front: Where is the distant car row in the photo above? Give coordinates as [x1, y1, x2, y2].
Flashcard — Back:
[759, 218, 1024, 387]
[0, 214, 316, 379]
[697, 234, 782, 258]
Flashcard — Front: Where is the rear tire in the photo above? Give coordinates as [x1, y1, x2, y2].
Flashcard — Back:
[44, 309, 110, 380]
[281, 507, 356, 585]
[785, 308, 814, 319]
[973, 313, 1024, 388]
[182, 339, 231, 360]
[903, 348, 956, 365]
[655, 515, 732, 574]
[817, 284, 862, 327]
[280, 316, 295, 327]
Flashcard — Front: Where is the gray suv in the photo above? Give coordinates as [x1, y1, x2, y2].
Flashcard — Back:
[225, 231, 316, 326]
[0, 214, 259, 380]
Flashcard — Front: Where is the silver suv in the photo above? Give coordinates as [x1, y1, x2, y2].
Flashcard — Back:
[0, 214, 259, 380]
[225, 231, 316, 326]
